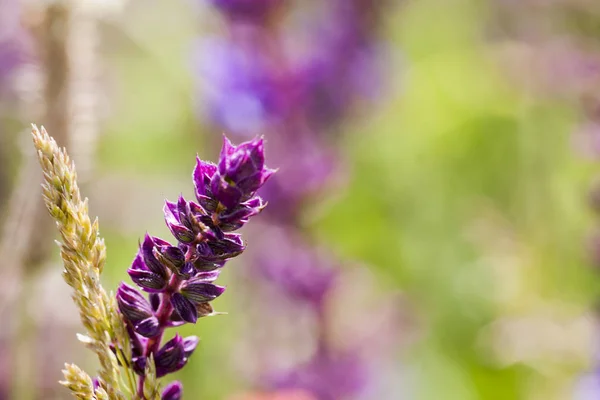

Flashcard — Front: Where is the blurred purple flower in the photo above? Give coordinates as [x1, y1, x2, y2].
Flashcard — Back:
[197, 1, 392, 399]
[250, 226, 337, 306]
[0, 40, 22, 86]
[0, 0, 28, 93]
[210, 0, 282, 21]
[194, 35, 292, 137]
[271, 352, 370, 400]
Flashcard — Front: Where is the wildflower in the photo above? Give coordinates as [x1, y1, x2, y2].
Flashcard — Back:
[116, 134, 273, 398]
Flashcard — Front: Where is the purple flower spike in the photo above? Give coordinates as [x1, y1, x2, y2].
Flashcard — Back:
[117, 134, 272, 396]
[116, 284, 160, 338]
[161, 381, 183, 400]
[253, 227, 338, 305]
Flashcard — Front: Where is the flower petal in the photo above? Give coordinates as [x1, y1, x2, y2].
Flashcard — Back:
[171, 293, 198, 324]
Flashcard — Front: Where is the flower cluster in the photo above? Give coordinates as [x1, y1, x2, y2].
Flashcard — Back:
[116, 135, 274, 399]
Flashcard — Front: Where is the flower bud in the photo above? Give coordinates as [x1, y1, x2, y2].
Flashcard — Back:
[193, 157, 219, 211]
[154, 335, 197, 377]
[116, 284, 160, 337]
[155, 245, 185, 274]
[194, 233, 245, 267]
[128, 268, 168, 293]
[128, 238, 169, 292]
[161, 381, 183, 400]
[155, 335, 185, 377]
[142, 234, 170, 277]
[217, 197, 266, 231]
[171, 292, 198, 324]
[180, 279, 226, 304]
[212, 136, 275, 208]
[164, 200, 196, 244]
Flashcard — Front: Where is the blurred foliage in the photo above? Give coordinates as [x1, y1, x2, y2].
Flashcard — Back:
[64, 0, 600, 399]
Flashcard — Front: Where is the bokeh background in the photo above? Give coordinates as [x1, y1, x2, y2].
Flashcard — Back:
[2, 0, 600, 399]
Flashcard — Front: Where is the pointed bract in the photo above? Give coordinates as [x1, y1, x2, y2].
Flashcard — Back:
[128, 269, 167, 293]
[161, 381, 183, 400]
[171, 293, 198, 324]
[141, 234, 170, 277]
[135, 317, 160, 338]
[116, 284, 160, 337]
[116, 283, 154, 321]
[181, 281, 226, 304]
[155, 335, 188, 377]
[212, 136, 275, 209]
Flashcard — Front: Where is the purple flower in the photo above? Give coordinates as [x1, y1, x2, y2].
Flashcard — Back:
[154, 334, 199, 377]
[0, 40, 22, 90]
[271, 352, 370, 400]
[210, 136, 275, 208]
[216, 196, 267, 231]
[251, 226, 338, 306]
[169, 273, 225, 323]
[155, 245, 187, 276]
[163, 197, 199, 244]
[161, 381, 183, 400]
[116, 136, 272, 396]
[193, 35, 291, 137]
[180, 277, 226, 303]
[116, 283, 160, 337]
[127, 238, 169, 293]
[170, 293, 199, 324]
